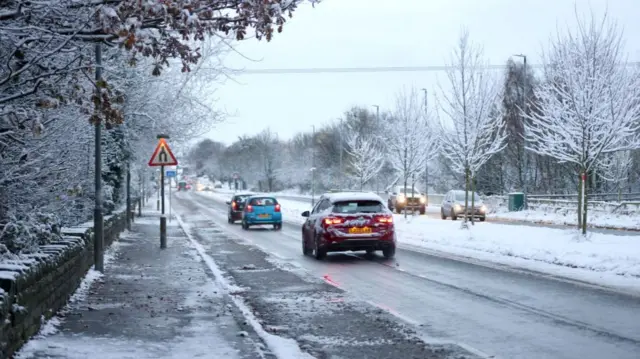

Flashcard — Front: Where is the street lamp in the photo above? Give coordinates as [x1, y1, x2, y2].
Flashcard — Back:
[421, 88, 429, 198]
[372, 105, 380, 194]
[513, 54, 528, 209]
[311, 125, 316, 206]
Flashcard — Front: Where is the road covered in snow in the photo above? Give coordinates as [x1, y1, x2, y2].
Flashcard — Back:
[176, 189, 640, 359]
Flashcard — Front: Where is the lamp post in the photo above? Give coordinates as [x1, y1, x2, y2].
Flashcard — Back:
[93, 43, 104, 273]
[372, 104, 380, 194]
[421, 88, 429, 199]
[311, 125, 316, 206]
[514, 53, 528, 209]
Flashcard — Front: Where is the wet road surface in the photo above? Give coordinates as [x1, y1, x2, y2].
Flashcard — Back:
[173, 191, 640, 359]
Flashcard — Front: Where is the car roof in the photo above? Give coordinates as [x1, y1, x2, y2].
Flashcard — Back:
[321, 191, 383, 203]
[233, 192, 254, 197]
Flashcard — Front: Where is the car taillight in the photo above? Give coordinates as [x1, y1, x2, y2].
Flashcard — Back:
[376, 215, 393, 224]
[275, 204, 281, 212]
[323, 217, 344, 226]
[246, 205, 253, 212]
[232, 201, 237, 209]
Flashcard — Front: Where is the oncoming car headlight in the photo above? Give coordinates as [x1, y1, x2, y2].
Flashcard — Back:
[397, 194, 406, 203]
[480, 205, 487, 213]
[454, 204, 462, 212]
[419, 196, 426, 204]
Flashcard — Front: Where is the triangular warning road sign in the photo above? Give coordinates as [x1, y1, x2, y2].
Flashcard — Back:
[148, 138, 178, 166]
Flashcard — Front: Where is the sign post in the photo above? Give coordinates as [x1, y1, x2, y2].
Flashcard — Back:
[148, 137, 178, 249]
[166, 170, 176, 222]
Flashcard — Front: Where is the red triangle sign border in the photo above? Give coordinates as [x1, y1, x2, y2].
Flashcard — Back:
[148, 138, 178, 166]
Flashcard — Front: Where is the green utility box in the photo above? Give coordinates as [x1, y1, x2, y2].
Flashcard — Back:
[508, 192, 525, 211]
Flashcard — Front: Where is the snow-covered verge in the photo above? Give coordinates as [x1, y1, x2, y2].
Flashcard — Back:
[202, 191, 640, 291]
[0, 207, 129, 358]
[490, 206, 640, 231]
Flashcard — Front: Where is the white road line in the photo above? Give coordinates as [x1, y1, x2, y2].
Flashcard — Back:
[173, 210, 314, 359]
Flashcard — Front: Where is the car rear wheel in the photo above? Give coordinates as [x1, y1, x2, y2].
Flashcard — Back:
[479, 216, 486, 222]
[441, 209, 447, 220]
[450, 210, 457, 221]
[228, 216, 233, 224]
[382, 245, 395, 259]
[313, 235, 327, 260]
[419, 208, 426, 215]
[273, 223, 282, 230]
[242, 221, 249, 230]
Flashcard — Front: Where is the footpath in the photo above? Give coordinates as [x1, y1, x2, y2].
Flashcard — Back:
[14, 206, 270, 359]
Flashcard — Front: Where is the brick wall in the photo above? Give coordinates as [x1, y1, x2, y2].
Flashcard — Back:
[0, 209, 129, 358]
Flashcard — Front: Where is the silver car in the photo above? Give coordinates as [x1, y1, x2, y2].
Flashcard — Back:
[440, 190, 487, 221]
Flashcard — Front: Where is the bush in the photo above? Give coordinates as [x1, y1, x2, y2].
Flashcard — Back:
[0, 212, 62, 255]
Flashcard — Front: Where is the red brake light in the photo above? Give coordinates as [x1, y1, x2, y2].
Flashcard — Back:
[232, 201, 237, 209]
[275, 204, 281, 212]
[246, 205, 253, 212]
[377, 215, 393, 224]
[323, 217, 344, 226]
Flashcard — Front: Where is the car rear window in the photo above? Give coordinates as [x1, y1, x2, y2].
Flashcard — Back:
[234, 195, 252, 203]
[250, 197, 278, 206]
[332, 200, 384, 214]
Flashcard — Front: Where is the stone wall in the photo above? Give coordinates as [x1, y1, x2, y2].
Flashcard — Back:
[0, 208, 131, 358]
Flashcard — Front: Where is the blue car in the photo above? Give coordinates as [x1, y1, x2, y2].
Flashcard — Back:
[241, 196, 283, 230]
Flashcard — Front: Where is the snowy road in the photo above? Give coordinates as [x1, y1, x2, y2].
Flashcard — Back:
[172, 191, 640, 359]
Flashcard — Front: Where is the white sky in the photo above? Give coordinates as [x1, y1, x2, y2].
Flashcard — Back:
[201, 0, 640, 145]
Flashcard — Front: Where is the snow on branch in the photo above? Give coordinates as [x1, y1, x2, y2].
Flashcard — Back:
[344, 131, 385, 189]
[435, 29, 507, 177]
[525, 11, 640, 173]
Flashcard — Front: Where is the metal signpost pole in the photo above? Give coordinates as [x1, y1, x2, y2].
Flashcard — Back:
[169, 170, 172, 223]
[160, 165, 167, 249]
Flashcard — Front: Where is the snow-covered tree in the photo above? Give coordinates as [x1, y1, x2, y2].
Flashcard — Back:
[385, 87, 439, 217]
[435, 30, 507, 226]
[525, 11, 640, 235]
[344, 131, 385, 190]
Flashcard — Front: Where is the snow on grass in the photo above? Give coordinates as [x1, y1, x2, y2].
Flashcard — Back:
[490, 207, 640, 231]
[175, 214, 314, 359]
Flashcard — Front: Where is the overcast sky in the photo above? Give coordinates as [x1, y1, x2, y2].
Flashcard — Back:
[200, 0, 639, 146]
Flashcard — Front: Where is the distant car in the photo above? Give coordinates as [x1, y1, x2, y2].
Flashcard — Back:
[177, 181, 188, 191]
[301, 192, 396, 260]
[226, 192, 255, 224]
[387, 186, 426, 214]
[214, 183, 222, 189]
[440, 190, 487, 221]
[241, 196, 282, 230]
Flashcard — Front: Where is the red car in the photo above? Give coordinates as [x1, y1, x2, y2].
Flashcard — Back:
[301, 192, 396, 260]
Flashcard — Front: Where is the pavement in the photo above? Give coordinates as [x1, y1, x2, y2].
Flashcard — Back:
[15, 209, 271, 359]
[174, 190, 640, 359]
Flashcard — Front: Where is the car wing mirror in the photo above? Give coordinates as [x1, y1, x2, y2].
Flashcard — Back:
[301, 210, 310, 217]
[225, 200, 230, 205]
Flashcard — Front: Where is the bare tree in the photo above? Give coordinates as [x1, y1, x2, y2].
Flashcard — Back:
[344, 131, 385, 190]
[435, 30, 507, 227]
[525, 10, 640, 236]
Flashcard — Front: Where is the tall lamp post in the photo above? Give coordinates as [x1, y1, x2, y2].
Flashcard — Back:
[372, 104, 380, 194]
[311, 125, 316, 206]
[421, 88, 429, 199]
[93, 43, 104, 273]
[514, 53, 528, 209]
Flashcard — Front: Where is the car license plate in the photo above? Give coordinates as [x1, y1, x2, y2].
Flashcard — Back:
[258, 214, 270, 218]
[348, 227, 371, 234]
